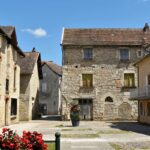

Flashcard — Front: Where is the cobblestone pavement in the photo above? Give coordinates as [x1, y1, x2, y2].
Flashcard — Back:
[1, 118, 150, 150]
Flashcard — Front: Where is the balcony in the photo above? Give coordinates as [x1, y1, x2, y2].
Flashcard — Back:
[130, 85, 150, 100]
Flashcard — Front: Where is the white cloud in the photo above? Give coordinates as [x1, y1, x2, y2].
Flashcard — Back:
[22, 28, 47, 37]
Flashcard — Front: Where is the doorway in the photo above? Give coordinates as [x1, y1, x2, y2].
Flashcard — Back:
[78, 99, 93, 120]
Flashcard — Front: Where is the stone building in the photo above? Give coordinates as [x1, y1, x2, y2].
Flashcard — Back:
[0, 26, 24, 127]
[19, 48, 42, 121]
[131, 54, 150, 124]
[61, 25, 150, 120]
[39, 61, 62, 115]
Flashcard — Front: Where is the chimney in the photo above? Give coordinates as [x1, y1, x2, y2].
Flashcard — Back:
[32, 47, 36, 52]
[143, 23, 149, 32]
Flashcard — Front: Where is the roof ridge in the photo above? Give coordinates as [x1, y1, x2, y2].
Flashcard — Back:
[64, 28, 143, 30]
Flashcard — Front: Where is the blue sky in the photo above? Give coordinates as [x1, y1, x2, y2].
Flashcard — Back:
[0, 0, 150, 65]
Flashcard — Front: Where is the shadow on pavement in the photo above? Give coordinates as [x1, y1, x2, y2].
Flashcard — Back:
[109, 121, 150, 136]
[36, 115, 61, 121]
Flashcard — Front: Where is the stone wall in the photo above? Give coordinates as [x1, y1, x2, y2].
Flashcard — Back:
[61, 45, 141, 120]
[20, 62, 40, 121]
[19, 75, 31, 121]
[0, 35, 21, 126]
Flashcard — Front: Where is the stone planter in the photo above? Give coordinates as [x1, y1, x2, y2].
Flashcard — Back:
[71, 119, 80, 127]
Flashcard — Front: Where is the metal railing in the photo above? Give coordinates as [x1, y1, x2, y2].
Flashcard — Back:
[130, 85, 150, 99]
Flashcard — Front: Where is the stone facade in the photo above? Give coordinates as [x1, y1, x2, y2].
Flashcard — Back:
[0, 27, 24, 127]
[39, 61, 62, 115]
[19, 50, 42, 121]
[60, 28, 149, 121]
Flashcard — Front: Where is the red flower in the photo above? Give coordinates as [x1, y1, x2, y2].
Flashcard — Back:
[9, 143, 14, 149]
[0, 128, 47, 150]
[2, 128, 8, 133]
[2, 143, 6, 147]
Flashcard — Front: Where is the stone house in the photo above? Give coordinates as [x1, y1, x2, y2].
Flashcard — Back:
[19, 48, 42, 121]
[39, 61, 62, 115]
[0, 26, 24, 127]
[131, 54, 150, 124]
[61, 25, 150, 121]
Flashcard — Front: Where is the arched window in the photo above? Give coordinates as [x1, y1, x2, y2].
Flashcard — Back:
[105, 96, 113, 102]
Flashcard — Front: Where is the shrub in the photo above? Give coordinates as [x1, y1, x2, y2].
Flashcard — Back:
[0, 128, 20, 150]
[20, 131, 47, 150]
[0, 128, 47, 150]
[70, 102, 80, 121]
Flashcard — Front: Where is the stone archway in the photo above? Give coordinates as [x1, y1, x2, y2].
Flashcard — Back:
[102, 93, 116, 120]
[118, 102, 132, 120]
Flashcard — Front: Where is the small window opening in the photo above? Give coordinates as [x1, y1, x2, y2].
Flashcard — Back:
[105, 96, 113, 102]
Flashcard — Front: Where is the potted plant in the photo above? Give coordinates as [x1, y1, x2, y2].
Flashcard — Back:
[70, 102, 80, 127]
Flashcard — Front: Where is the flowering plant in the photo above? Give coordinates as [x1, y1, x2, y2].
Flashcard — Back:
[20, 131, 47, 150]
[70, 102, 80, 121]
[0, 128, 47, 150]
[0, 128, 20, 150]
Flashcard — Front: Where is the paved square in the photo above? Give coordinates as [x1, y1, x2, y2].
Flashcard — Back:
[1, 119, 150, 150]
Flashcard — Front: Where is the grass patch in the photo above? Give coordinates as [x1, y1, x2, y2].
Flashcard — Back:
[110, 143, 123, 150]
[62, 133, 99, 138]
[56, 124, 64, 127]
[97, 130, 131, 134]
[62, 128, 92, 131]
[46, 143, 55, 150]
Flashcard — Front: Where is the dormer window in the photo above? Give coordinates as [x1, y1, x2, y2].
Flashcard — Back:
[83, 48, 93, 60]
[120, 49, 129, 61]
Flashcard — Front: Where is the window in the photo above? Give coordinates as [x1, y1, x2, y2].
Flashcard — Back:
[13, 65, 17, 90]
[6, 79, 9, 93]
[11, 99, 17, 116]
[43, 72, 46, 77]
[124, 73, 135, 87]
[82, 74, 93, 87]
[120, 49, 129, 60]
[140, 102, 144, 116]
[147, 102, 150, 116]
[83, 48, 93, 60]
[42, 83, 47, 93]
[137, 50, 143, 57]
[147, 75, 150, 85]
[105, 97, 113, 102]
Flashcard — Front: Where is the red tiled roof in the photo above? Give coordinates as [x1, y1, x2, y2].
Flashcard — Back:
[42, 61, 62, 75]
[20, 50, 43, 79]
[62, 28, 150, 46]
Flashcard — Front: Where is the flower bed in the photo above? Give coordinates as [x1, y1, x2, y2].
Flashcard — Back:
[0, 128, 47, 150]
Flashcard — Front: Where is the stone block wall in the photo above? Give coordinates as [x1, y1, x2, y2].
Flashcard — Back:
[0, 35, 21, 126]
[61, 45, 141, 120]
[20, 62, 40, 121]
